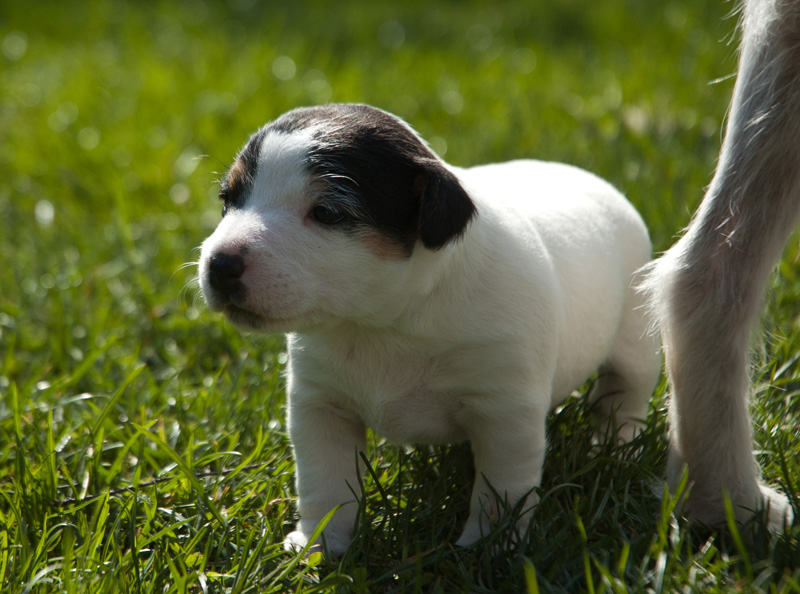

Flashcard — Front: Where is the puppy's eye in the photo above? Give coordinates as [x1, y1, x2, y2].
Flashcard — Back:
[311, 204, 348, 225]
[219, 185, 232, 217]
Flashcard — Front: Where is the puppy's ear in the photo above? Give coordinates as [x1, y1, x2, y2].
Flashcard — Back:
[416, 163, 477, 250]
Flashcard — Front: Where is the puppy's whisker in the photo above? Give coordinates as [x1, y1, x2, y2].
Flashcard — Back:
[192, 287, 204, 310]
[169, 261, 200, 287]
[179, 276, 202, 306]
[176, 261, 200, 272]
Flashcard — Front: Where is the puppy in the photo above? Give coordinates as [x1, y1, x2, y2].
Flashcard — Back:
[645, 0, 798, 531]
[198, 103, 661, 553]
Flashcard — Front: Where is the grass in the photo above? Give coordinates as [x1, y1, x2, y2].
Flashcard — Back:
[1, 0, 799, 591]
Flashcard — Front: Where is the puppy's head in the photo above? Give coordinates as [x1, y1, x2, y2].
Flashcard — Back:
[198, 104, 476, 333]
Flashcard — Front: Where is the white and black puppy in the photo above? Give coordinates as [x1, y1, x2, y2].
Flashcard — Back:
[198, 103, 661, 553]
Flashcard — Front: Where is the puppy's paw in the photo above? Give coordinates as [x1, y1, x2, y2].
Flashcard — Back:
[283, 528, 352, 557]
[455, 499, 536, 548]
[284, 530, 315, 554]
[759, 484, 794, 532]
[591, 415, 646, 449]
[454, 518, 484, 548]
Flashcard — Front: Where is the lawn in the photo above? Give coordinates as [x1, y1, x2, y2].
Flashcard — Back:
[1, 0, 799, 592]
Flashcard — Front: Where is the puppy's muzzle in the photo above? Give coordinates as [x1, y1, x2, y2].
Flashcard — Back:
[208, 252, 246, 299]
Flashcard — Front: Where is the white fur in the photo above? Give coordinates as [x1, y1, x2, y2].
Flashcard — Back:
[644, 0, 798, 531]
[199, 118, 660, 554]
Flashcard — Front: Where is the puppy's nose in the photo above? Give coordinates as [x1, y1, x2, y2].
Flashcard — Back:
[208, 252, 245, 294]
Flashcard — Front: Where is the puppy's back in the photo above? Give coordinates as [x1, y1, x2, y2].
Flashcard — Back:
[457, 159, 653, 400]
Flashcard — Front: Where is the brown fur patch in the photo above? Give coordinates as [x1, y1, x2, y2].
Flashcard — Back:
[226, 157, 248, 194]
[358, 228, 413, 260]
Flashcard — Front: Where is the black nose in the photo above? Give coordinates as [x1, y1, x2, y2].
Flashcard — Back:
[208, 252, 245, 295]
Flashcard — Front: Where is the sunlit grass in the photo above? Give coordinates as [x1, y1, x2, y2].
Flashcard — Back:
[1, 0, 798, 592]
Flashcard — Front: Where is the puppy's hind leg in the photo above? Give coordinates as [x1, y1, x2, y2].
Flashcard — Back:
[590, 273, 661, 443]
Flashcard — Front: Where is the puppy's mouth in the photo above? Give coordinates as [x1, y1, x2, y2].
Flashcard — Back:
[221, 302, 313, 333]
[203, 283, 319, 333]
[222, 303, 268, 330]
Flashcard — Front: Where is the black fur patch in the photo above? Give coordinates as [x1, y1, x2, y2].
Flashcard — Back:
[267, 104, 477, 253]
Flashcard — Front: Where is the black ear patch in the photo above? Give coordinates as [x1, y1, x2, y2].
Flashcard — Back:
[415, 161, 477, 251]
[271, 104, 477, 255]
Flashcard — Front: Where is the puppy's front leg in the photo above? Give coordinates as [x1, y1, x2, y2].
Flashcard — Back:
[285, 387, 366, 555]
[456, 396, 547, 546]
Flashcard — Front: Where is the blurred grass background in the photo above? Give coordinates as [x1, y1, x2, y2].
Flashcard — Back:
[1, 0, 799, 592]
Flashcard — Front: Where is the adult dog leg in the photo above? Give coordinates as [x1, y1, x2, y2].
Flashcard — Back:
[648, 0, 800, 529]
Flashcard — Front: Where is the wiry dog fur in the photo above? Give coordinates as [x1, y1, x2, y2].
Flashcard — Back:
[644, 0, 799, 530]
[198, 103, 661, 554]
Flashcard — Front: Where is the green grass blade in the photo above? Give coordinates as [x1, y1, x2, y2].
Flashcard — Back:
[131, 423, 227, 528]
